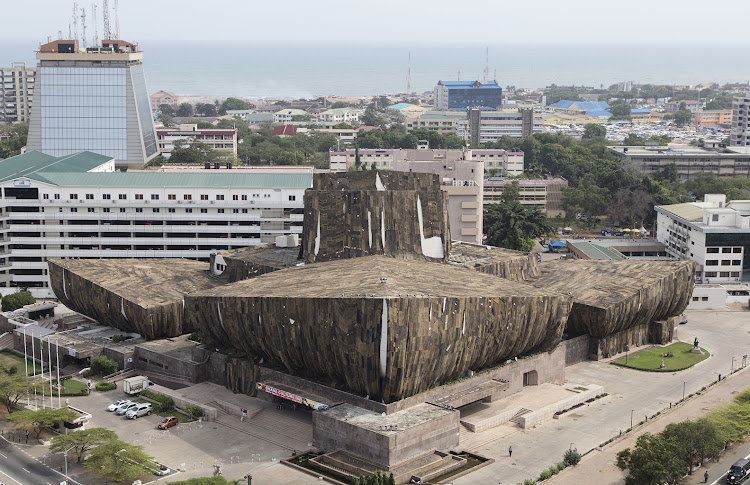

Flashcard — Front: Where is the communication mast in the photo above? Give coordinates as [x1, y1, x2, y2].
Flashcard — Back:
[484, 46, 490, 83]
[73, 3, 79, 41]
[80, 7, 87, 48]
[92, 3, 98, 46]
[406, 51, 411, 95]
[114, 0, 120, 39]
[102, 0, 111, 39]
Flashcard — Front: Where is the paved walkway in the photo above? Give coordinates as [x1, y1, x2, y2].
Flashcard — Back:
[548, 365, 750, 485]
[454, 308, 750, 485]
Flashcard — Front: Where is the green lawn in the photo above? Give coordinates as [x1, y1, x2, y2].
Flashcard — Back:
[0, 350, 49, 375]
[60, 378, 89, 395]
[132, 398, 195, 423]
[612, 342, 710, 372]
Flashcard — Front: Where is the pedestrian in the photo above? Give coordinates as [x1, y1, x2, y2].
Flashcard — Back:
[509, 445, 512, 457]
[113, 380, 117, 390]
[704, 470, 709, 483]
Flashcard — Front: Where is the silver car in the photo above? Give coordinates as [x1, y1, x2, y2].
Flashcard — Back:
[116, 402, 139, 415]
[126, 403, 152, 419]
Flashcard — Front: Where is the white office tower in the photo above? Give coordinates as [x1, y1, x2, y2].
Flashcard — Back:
[27, 39, 157, 169]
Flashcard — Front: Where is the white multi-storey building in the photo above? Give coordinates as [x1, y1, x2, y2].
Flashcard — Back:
[731, 95, 750, 147]
[0, 151, 310, 298]
[329, 148, 524, 175]
[0, 62, 35, 123]
[655, 194, 750, 284]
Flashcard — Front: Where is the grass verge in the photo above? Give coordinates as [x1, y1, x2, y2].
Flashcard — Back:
[611, 342, 709, 372]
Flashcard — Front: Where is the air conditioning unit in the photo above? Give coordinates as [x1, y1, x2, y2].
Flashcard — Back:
[177, 201, 182, 204]
[145, 200, 150, 204]
[210, 201, 215, 204]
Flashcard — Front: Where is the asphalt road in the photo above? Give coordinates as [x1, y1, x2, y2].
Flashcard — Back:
[706, 440, 750, 485]
[0, 437, 67, 485]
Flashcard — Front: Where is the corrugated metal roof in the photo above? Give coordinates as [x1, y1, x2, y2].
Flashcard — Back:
[656, 202, 704, 222]
[0, 150, 112, 183]
[387, 103, 416, 110]
[28, 171, 313, 188]
[568, 241, 625, 260]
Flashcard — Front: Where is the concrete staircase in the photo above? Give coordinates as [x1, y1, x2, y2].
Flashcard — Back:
[0, 332, 14, 350]
[508, 408, 532, 426]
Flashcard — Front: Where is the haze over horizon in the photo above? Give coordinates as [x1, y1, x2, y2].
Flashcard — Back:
[3, 0, 750, 45]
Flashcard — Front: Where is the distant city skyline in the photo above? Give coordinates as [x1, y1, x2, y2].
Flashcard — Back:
[3, 0, 750, 45]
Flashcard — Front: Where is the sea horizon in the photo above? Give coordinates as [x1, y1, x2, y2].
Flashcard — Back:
[3, 40, 749, 99]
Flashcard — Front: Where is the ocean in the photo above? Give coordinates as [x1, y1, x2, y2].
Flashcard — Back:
[4, 40, 749, 98]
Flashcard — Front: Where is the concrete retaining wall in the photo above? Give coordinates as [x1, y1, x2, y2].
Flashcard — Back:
[563, 335, 590, 366]
[146, 384, 218, 421]
[460, 406, 524, 433]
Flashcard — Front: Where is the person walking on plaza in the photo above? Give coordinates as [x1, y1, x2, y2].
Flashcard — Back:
[509, 445, 512, 457]
[704, 470, 709, 483]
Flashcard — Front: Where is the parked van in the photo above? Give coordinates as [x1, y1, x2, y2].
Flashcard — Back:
[728, 459, 750, 484]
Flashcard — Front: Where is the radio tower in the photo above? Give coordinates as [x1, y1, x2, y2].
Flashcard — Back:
[73, 3, 79, 41]
[80, 7, 87, 48]
[406, 51, 411, 95]
[92, 3, 98, 46]
[114, 0, 120, 39]
[102, 0, 110, 39]
[484, 46, 490, 83]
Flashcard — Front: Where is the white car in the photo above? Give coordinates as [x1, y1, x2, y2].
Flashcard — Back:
[116, 402, 139, 415]
[126, 403, 152, 419]
[107, 400, 132, 412]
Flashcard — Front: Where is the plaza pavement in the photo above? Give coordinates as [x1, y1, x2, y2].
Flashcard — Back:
[2, 307, 748, 485]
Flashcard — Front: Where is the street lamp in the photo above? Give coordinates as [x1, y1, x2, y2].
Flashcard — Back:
[630, 409, 634, 429]
[244, 474, 253, 485]
[63, 444, 76, 478]
[732, 356, 736, 375]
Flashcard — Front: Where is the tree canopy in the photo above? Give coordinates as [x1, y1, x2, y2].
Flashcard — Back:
[1, 290, 35, 312]
[0, 373, 46, 413]
[6, 408, 78, 437]
[83, 440, 156, 482]
[484, 197, 554, 251]
[50, 428, 117, 463]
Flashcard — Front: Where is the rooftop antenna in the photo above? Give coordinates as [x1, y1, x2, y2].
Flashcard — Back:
[484, 46, 490, 83]
[102, 0, 110, 39]
[73, 3, 79, 42]
[68, 23, 72, 39]
[92, 3, 98, 46]
[80, 6, 87, 48]
[494, 68, 497, 81]
[406, 51, 411, 95]
[457, 69, 460, 81]
[58, 30, 63, 40]
[114, 0, 120, 39]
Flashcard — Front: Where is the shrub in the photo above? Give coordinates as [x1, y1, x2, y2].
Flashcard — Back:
[81, 370, 92, 379]
[80, 388, 89, 395]
[556, 462, 566, 472]
[8, 366, 18, 375]
[563, 448, 582, 466]
[539, 470, 552, 480]
[95, 382, 114, 392]
[548, 465, 559, 476]
[523, 480, 536, 485]
[187, 332, 202, 343]
[89, 355, 118, 377]
[111, 334, 126, 344]
[184, 404, 204, 418]
[1, 290, 35, 312]
[141, 389, 174, 412]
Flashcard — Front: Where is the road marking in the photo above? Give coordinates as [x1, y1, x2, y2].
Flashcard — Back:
[0, 452, 7, 458]
[22, 467, 31, 473]
[0, 468, 24, 485]
[710, 450, 750, 485]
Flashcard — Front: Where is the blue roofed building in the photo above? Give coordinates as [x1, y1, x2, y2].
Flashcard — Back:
[548, 100, 610, 114]
[434, 80, 503, 110]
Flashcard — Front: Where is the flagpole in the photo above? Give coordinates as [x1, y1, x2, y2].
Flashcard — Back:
[48, 337, 54, 408]
[56, 338, 61, 408]
[40, 335, 45, 409]
[31, 333, 37, 409]
[23, 327, 29, 407]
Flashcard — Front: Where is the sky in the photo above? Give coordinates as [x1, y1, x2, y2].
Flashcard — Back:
[3, 0, 750, 45]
